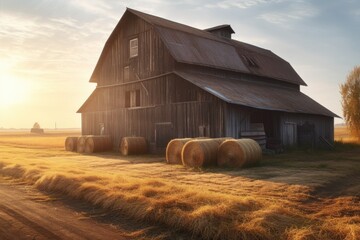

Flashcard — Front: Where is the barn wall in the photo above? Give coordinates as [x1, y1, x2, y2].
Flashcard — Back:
[81, 101, 225, 150]
[81, 74, 227, 149]
[223, 104, 251, 138]
[96, 13, 174, 86]
[280, 113, 334, 147]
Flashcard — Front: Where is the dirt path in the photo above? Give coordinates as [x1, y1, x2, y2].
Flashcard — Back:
[0, 180, 130, 240]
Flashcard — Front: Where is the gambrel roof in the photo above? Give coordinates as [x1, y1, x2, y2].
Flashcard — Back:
[90, 8, 305, 86]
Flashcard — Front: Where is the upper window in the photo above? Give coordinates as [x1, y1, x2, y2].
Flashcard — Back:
[129, 38, 138, 58]
[125, 90, 140, 108]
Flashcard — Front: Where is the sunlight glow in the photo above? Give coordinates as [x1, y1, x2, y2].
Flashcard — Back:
[0, 73, 29, 108]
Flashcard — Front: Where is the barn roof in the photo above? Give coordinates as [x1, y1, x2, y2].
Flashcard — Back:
[128, 8, 306, 86]
[79, 71, 337, 117]
[90, 8, 306, 86]
[175, 70, 338, 117]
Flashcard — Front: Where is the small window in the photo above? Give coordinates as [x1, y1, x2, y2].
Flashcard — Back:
[129, 38, 138, 58]
[124, 66, 129, 82]
[125, 90, 140, 108]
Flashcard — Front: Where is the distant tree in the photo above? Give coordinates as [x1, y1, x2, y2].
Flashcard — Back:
[340, 66, 360, 139]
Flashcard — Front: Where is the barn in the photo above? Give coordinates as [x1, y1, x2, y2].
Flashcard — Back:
[78, 8, 338, 151]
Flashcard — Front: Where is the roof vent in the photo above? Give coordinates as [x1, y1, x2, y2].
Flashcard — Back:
[242, 55, 259, 68]
[204, 24, 235, 39]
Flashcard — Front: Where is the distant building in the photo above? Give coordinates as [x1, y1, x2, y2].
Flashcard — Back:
[30, 122, 44, 134]
[78, 8, 338, 150]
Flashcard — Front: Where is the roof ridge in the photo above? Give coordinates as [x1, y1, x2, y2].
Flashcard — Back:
[127, 8, 236, 45]
[127, 8, 280, 58]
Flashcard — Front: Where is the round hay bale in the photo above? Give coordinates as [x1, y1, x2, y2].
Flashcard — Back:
[217, 139, 262, 168]
[84, 135, 112, 153]
[120, 137, 147, 155]
[181, 138, 231, 167]
[77, 136, 89, 153]
[65, 137, 78, 151]
[166, 138, 192, 164]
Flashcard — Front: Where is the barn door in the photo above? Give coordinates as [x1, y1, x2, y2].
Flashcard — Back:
[155, 122, 173, 148]
[284, 122, 297, 146]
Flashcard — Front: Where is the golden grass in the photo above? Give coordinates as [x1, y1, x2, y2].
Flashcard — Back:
[335, 125, 360, 143]
[0, 130, 359, 239]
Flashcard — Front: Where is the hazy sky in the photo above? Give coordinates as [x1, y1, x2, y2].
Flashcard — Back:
[0, 0, 359, 128]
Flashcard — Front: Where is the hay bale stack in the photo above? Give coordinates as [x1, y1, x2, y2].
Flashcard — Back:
[65, 137, 78, 151]
[217, 139, 262, 168]
[77, 136, 89, 153]
[84, 135, 111, 153]
[120, 137, 148, 155]
[181, 138, 230, 168]
[166, 138, 192, 164]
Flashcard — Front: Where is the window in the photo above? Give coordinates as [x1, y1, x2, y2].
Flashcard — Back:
[129, 38, 138, 58]
[125, 90, 140, 108]
[124, 66, 129, 82]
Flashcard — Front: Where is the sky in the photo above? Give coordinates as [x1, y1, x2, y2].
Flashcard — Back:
[0, 0, 359, 128]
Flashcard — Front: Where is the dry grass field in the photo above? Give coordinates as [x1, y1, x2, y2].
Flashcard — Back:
[0, 128, 359, 239]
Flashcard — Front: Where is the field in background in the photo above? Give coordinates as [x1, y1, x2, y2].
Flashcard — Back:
[0, 127, 359, 239]
[335, 125, 360, 143]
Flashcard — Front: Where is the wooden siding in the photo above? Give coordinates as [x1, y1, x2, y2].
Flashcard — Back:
[81, 73, 227, 149]
[82, 101, 225, 150]
[224, 104, 250, 138]
[80, 74, 210, 112]
[280, 113, 334, 147]
[97, 13, 174, 86]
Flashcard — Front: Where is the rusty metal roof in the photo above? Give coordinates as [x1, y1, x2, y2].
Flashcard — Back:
[175, 70, 337, 117]
[155, 26, 249, 73]
[128, 8, 306, 86]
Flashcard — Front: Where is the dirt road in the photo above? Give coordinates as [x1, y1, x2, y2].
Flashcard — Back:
[0, 180, 128, 240]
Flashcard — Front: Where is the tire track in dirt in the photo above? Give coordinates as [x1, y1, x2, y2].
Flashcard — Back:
[0, 204, 62, 240]
[0, 181, 127, 240]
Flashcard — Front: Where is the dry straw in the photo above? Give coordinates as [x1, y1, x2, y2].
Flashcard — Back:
[182, 138, 230, 167]
[76, 136, 90, 153]
[166, 138, 192, 164]
[84, 135, 112, 153]
[64, 137, 78, 152]
[217, 139, 262, 168]
[120, 137, 147, 155]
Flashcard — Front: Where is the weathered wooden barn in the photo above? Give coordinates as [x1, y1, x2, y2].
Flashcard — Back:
[78, 8, 338, 151]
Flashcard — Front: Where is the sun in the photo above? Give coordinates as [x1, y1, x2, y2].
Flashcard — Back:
[0, 73, 29, 108]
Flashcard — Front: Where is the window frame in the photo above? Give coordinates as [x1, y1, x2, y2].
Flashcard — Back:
[125, 89, 140, 108]
[129, 38, 138, 58]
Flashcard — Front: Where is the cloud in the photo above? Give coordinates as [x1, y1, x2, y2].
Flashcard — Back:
[259, 2, 318, 25]
[66, 0, 123, 20]
[205, 0, 284, 9]
[50, 18, 80, 28]
[0, 13, 52, 43]
[352, 8, 360, 18]
[68, 0, 111, 15]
